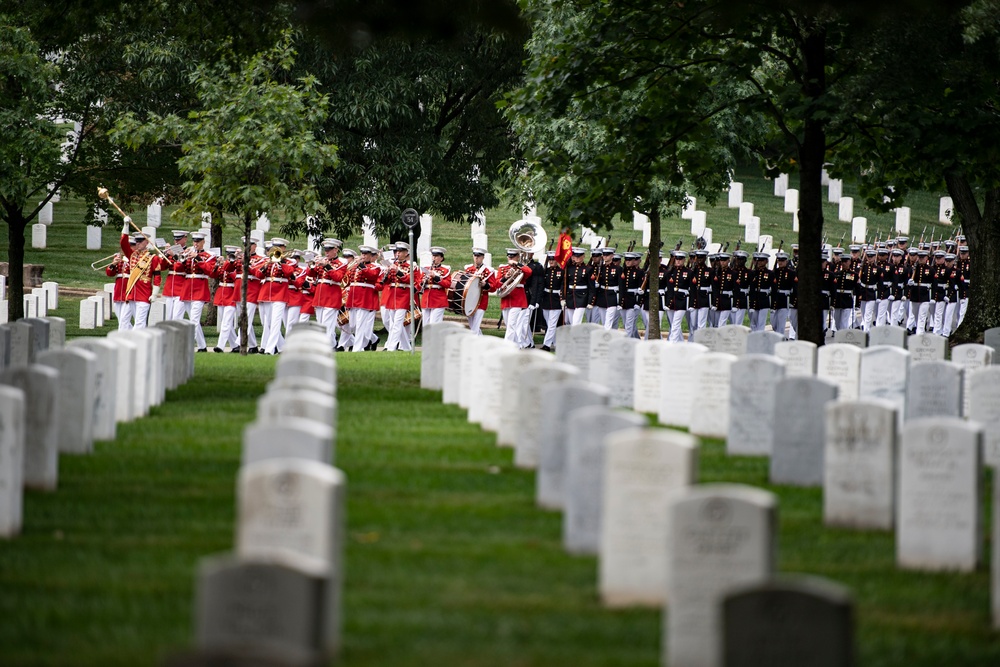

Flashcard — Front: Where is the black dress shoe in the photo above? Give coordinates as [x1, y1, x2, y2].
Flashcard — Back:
[541, 345, 551, 352]
[197, 348, 208, 353]
[335, 346, 345, 352]
[213, 347, 223, 353]
[230, 347, 241, 353]
[248, 347, 258, 354]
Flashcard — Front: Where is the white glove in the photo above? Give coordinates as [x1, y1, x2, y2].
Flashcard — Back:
[123, 215, 132, 225]
[944, 296, 950, 303]
[560, 300, 567, 309]
[888, 295, 895, 302]
[528, 304, 537, 311]
[586, 304, 593, 310]
[121, 221, 129, 235]
[633, 304, 641, 311]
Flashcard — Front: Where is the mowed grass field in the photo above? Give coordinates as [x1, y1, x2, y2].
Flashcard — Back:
[0, 351, 998, 666]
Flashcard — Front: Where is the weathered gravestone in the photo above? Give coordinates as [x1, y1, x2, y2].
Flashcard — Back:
[633, 340, 667, 413]
[276, 353, 335, 388]
[659, 343, 710, 428]
[985, 327, 1000, 363]
[243, 418, 334, 467]
[0, 327, 9, 371]
[868, 325, 906, 348]
[833, 329, 868, 348]
[257, 387, 336, 442]
[237, 459, 345, 656]
[20, 318, 50, 359]
[145, 327, 168, 406]
[588, 328, 624, 387]
[907, 332, 947, 362]
[816, 344, 861, 401]
[824, 400, 897, 530]
[607, 338, 639, 409]
[420, 322, 463, 390]
[497, 352, 553, 447]
[562, 407, 647, 556]
[0, 365, 59, 490]
[440, 330, 471, 405]
[723, 576, 854, 667]
[690, 353, 738, 440]
[469, 340, 517, 427]
[66, 338, 117, 440]
[666, 484, 777, 667]
[728, 355, 786, 456]
[599, 427, 698, 607]
[692, 327, 721, 352]
[537, 380, 609, 510]
[770, 376, 839, 486]
[952, 343, 994, 417]
[745, 330, 783, 356]
[774, 339, 817, 376]
[897, 417, 983, 572]
[459, 335, 499, 410]
[5, 321, 32, 367]
[109, 330, 150, 418]
[45, 316, 66, 349]
[858, 346, 909, 430]
[905, 360, 963, 421]
[716, 324, 750, 356]
[79, 297, 99, 330]
[969, 367, 1000, 467]
[556, 323, 600, 378]
[0, 386, 25, 537]
[515, 363, 579, 468]
[195, 556, 331, 665]
[36, 348, 97, 454]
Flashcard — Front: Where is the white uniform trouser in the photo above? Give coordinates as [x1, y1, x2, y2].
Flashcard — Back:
[833, 308, 854, 331]
[184, 301, 206, 347]
[688, 307, 709, 334]
[771, 308, 789, 338]
[890, 299, 906, 327]
[568, 308, 587, 326]
[240, 302, 259, 348]
[587, 306, 599, 323]
[468, 309, 485, 335]
[259, 301, 273, 348]
[932, 300, 949, 336]
[875, 299, 890, 327]
[912, 301, 931, 333]
[623, 307, 640, 338]
[424, 308, 445, 325]
[337, 314, 355, 349]
[604, 306, 621, 330]
[171, 297, 187, 321]
[958, 297, 968, 327]
[666, 310, 685, 342]
[314, 306, 339, 348]
[859, 300, 877, 331]
[641, 310, 659, 339]
[591, 307, 606, 325]
[350, 308, 377, 352]
[161, 296, 178, 320]
[788, 309, 798, 339]
[906, 302, 917, 330]
[384, 308, 412, 351]
[262, 301, 286, 353]
[114, 301, 134, 330]
[749, 309, 768, 332]
[285, 305, 302, 330]
[731, 308, 747, 328]
[216, 305, 238, 349]
[542, 309, 560, 347]
[131, 301, 151, 329]
[503, 307, 532, 348]
[943, 301, 959, 336]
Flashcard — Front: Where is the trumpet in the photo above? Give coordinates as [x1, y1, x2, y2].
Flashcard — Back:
[91, 253, 122, 271]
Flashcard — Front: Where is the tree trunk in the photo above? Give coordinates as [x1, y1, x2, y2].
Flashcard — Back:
[647, 208, 661, 339]
[238, 214, 252, 355]
[794, 25, 828, 346]
[7, 214, 26, 322]
[946, 172, 1000, 343]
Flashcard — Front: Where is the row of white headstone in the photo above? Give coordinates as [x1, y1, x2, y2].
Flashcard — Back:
[0, 317, 196, 539]
[188, 322, 344, 666]
[420, 321, 858, 666]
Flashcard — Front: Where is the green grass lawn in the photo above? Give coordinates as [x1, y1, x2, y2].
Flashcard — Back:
[1, 352, 998, 666]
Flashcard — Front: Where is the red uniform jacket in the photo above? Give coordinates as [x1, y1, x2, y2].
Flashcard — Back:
[255, 257, 297, 303]
[420, 264, 452, 309]
[287, 265, 307, 308]
[244, 256, 267, 304]
[346, 262, 382, 310]
[107, 254, 130, 302]
[308, 258, 348, 309]
[212, 259, 239, 307]
[496, 263, 533, 309]
[463, 264, 499, 311]
[120, 235, 166, 303]
[175, 252, 216, 302]
[379, 260, 423, 310]
[163, 250, 184, 298]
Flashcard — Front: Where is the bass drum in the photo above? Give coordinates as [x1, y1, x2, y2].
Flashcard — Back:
[447, 272, 483, 317]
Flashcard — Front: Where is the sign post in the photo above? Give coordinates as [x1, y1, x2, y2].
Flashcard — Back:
[402, 208, 420, 354]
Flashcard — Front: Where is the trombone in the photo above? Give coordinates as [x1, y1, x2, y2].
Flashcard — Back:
[91, 253, 121, 271]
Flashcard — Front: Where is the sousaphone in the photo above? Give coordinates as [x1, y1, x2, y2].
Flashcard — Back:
[495, 219, 547, 298]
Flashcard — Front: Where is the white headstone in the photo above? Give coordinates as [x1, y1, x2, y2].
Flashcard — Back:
[588, 328, 624, 387]
[39, 201, 53, 225]
[681, 197, 697, 220]
[556, 322, 599, 378]
[460, 336, 503, 412]
[828, 178, 843, 203]
[31, 223, 46, 249]
[563, 407, 647, 555]
[868, 325, 906, 348]
[939, 196, 954, 224]
[690, 210, 707, 237]
[666, 484, 777, 667]
[838, 197, 854, 223]
[746, 330, 783, 356]
[633, 211, 648, 231]
[0, 386, 25, 537]
[739, 202, 754, 227]
[895, 207, 911, 234]
[66, 338, 117, 440]
[857, 346, 909, 429]
[907, 333, 947, 362]
[728, 355, 786, 456]
[745, 217, 760, 244]
[702, 227, 713, 247]
[716, 324, 750, 356]
[773, 173, 788, 197]
[86, 225, 102, 250]
[537, 380, 609, 510]
[969, 368, 1000, 467]
[897, 418, 982, 572]
[784, 188, 799, 213]
[441, 331, 472, 405]
[0, 365, 59, 491]
[607, 337, 639, 409]
[952, 344, 993, 417]
[689, 352, 737, 439]
[633, 340, 667, 413]
[515, 363, 580, 469]
[659, 343, 710, 427]
[470, 340, 517, 428]
[906, 360, 963, 421]
[255, 212, 270, 233]
[35, 348, 97, 454]
[416, 213, 433, 257]
[599, 427, 698, 607]
[257, 387, 337, 433]
[850, 217, 867, 243]
[816, 344, 862, 401]
[242, 418, 334, 467]
[146, 201, 162, 227]
[497, 351, 553, 447]
[824, 399, 897, 530]
[770, 376, 839, 486]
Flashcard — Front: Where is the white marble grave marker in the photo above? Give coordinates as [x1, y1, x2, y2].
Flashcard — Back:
[728, 355, 786, 456]
[770, 377, 839, 486]
[838, 197, 854, 222]
[728, 182, 743, 208]
[969, 368, 1000, 467]
[817, 344, 861, 401]
[0, 386, 25, 537]
[633, 340, 666, 413]
[659, 343, 709, 427]
[689, 353, 737, 439]
[0, 365, 59, 491]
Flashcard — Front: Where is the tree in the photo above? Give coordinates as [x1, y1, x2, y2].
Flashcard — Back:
[113, 32, 338, 352]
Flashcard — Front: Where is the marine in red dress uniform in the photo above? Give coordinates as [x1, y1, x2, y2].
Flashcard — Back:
[463, 247, 499, 335]
[120, 227, 167, 329]
[419, 246, 452, 326]
[378, 241, 422, 352]
[496, 248, 534, 348]
[347, 245, 384, 352]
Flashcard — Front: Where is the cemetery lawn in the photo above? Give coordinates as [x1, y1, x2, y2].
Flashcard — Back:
[2, 351, 999, 666]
